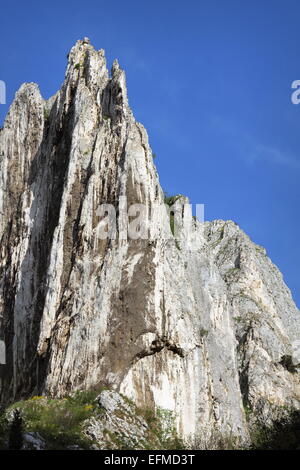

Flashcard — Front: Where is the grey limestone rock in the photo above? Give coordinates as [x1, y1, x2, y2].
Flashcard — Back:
[0, 39, 299, 446]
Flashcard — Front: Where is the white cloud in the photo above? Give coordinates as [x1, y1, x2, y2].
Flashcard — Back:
[210, 114, 300, 170]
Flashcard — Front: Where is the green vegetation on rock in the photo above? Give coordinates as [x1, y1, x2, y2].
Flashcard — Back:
[0, 389, 184, 450]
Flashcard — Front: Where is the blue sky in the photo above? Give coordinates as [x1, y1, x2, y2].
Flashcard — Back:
[0, 0, 299, 307]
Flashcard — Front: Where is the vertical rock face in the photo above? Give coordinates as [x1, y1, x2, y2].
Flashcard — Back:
[0, 39, 299, 444]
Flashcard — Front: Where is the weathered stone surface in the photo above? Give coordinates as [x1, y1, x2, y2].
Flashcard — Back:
[0, 38, 299, 446]
[23, 432, 46, 450]
[205, 220, 300, 426]
[84, 390, 152, 449]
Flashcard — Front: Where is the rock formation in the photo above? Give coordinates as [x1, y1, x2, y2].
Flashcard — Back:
[0, 39, 299, 447]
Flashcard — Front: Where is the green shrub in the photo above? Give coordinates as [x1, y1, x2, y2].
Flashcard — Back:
[243, 404, 252, 422]
[251, 409, 300, 449]
[5, 391, 186, 450]
[199, 328, 209, 338]
[138, 406, 185, 450]
[67, 388, 100, 406]
[233, 315, 243, 323]
[43, 108, 50, 121]
[164, 193, 181, 207]
[7, 391, 99, 449]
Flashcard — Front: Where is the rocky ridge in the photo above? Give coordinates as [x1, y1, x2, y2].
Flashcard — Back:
[0, 38, 299, 447]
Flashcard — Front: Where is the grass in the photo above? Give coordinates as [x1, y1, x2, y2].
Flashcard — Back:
[199, 328, 209, 338]
[1, 388, 185, 450]
[4, 390, 298, 450]
[164, 193, 181, 207]
[243, 404, 252, 422]
[4, 390, 104, 449]
[137, 407, 185, 450]
[233, 315, 243, 323]
[225, 267, 240, 277]
[43, 108, 50, 121]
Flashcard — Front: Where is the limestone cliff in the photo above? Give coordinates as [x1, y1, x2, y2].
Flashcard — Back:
[0, 38, 299, 447]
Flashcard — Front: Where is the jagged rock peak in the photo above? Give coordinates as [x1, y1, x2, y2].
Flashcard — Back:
[0, 39, 299, 448]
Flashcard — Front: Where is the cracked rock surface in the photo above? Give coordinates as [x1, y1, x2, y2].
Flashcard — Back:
[84, 390, 153, 449]
[0, 39, 299, 444]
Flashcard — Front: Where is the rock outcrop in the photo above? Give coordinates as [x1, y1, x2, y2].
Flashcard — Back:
[1, 389, 182, 450]
[0, 38, 299, 447]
